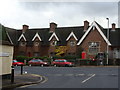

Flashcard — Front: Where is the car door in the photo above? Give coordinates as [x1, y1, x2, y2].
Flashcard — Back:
[35, 60, 40, 65]
[32, 60, 36, 65]
[59, 60, 65, 66]
[38, 60, 42, 65]
[54, 60, 59, 65]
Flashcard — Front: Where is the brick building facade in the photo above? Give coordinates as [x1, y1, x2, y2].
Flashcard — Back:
[4, 20, 120, 59]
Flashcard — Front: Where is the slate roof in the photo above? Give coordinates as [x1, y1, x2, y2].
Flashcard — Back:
[0, 25, 13, 45]
[109, 28, 120, 46]
[4, 22, 120, 47]
[95, 22, 120, 46]
[24, 28, 50, 46]
[55, 26, 85, 45]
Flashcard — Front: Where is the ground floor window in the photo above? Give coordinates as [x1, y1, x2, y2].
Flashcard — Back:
[19, 51, 25, 56]
[50, 52, 56, 56]
[88, 42, 100, 55]
[113, 48, 120, 59]
[67, 53, 76, 56]
[34, 52, 40, 57]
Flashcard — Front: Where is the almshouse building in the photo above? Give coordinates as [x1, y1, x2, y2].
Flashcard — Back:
[4, 20, 120, 60]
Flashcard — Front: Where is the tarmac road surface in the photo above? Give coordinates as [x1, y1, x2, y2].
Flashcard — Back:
[14, 66, 119, 89]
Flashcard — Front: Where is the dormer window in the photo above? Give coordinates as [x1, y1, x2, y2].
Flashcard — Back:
[34, 41, 40, 46]
[69, 40, 76, 46]
[51, 40, 57, 46]
[20, 41, 26, 46]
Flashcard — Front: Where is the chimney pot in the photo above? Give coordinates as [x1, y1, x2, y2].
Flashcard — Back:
[49, 22, 57, 33]
[22, 25, 29, 33]
[111, 23, 116, 31]
[84, 20, 89, 31]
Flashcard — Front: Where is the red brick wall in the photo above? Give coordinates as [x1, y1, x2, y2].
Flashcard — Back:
[48, 37, 57, 56]
[66, 37, 77, 54]
[80, 28, 108, 58]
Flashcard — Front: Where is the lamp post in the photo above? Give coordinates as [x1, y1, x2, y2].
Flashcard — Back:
[106, 18, 109, 65]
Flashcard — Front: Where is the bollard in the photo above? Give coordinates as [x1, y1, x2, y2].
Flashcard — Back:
[11, 66, 14, 83]
[21, 65, 23, 75]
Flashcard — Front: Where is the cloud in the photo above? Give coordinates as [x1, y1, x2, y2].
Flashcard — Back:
[0, 1, 118, 29]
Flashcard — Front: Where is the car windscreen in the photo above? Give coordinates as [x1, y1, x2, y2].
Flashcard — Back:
[60, 60, 67, 62]
[13, 60, 18, 62]
[55, 60, 67, 62]
[31, 59, 43, 62]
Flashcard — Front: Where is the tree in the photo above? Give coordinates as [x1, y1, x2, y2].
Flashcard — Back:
[55, 46, 68, 56]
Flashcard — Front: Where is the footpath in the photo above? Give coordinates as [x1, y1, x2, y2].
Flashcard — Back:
[2, 73, 45, 89]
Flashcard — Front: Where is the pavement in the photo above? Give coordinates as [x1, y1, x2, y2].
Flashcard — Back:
[2, 73, 45, 89]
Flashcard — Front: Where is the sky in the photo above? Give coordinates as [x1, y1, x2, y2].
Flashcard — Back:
[0, 0, 119, 29]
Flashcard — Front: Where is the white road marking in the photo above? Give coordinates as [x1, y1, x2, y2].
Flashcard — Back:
[75, 74, 85, 76]
[64, 74, 74, 76]
[55, 74, 63, 76]
[81, 74, 96, 83]
[41, 76, 48, 84]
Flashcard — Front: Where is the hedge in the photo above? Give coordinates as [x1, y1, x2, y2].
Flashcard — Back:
[14, 56, 51, 64]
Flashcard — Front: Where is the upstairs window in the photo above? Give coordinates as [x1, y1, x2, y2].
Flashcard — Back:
[34, 41, 40, 46]
[51, 40, 57, 46]
[34, 52, 40, 57]
[88, 42, 100, 54]
[20, 41, 26, 46]
[69, 40, 76, 46]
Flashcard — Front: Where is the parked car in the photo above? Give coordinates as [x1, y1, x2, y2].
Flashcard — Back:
[28, 59, 49, 66]
[52, 59, 74, 67]
[12, 60, 24, 66]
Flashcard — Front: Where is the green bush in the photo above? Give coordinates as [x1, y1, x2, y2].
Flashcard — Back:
[14, 56, 28, 62]
[75, 59, 97, 66]
[14, 56, 51, 64]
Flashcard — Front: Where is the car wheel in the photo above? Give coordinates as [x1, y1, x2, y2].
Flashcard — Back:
[53, 64, 57, 67]
[29, 64, 32, 66]
[15, 65, 18, 66]
[65, 64, 69, 67]
[41, 64, 44, 67]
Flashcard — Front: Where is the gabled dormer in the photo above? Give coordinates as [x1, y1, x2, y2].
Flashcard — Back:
[32, 32, 42, 46]
[66, 31, 78, 41]
[49, 32, 59, 41]
[18, 34, 26, 41]
[32, 32, 42, 41]
[18, 34, 27, 46]
[66, 31, 78, 47]
[49, 32, 59, 46]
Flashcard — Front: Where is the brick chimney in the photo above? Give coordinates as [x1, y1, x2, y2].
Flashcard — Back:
[22, 25, 29, 33]
[49, 22, 57, 33]
[111, 23, 116, 31]
[84, 20, 89, 32]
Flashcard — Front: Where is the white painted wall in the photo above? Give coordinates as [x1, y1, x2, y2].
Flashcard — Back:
[0, 45, 13, 75]
[113, 48, 120, 59]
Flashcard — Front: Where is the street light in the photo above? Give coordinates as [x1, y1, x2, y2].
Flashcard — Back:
[106, 18, 109, 65]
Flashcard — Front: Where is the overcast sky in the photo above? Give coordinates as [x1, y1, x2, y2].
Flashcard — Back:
[0, 0, 119, 29]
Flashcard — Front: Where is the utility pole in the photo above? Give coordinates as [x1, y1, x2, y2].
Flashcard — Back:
[106, 18, 109, 65]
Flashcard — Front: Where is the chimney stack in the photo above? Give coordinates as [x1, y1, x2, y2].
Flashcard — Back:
[84, 20, 89, 32]
[22, 24, 29, 33]
[49, 22, 57, 33]
[111, 23, 116, 31]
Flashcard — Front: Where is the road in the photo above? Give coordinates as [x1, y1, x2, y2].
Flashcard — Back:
[14, 66, 119, 89]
